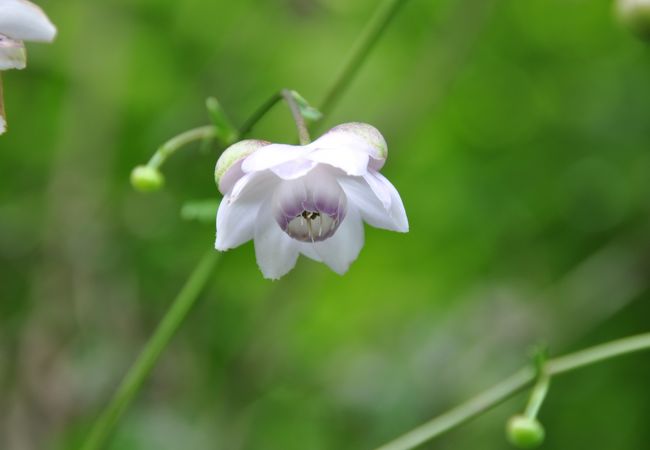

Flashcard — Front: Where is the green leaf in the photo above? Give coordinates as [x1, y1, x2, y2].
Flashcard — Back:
[206, 97, 239, 144]
[290, 90, 323, 122]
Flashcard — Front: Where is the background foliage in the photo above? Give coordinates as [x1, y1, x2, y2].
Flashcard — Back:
[1, 0, 649, 449]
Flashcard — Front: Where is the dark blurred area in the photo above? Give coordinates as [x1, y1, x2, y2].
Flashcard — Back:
[1, 0, 649, 449]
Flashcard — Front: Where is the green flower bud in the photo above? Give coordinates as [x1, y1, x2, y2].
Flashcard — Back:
[617, 0, 650, 40]
[506, 415, 545, 449]
[130, 165, 164, 192]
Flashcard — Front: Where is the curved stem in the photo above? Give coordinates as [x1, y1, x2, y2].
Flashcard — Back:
[375, 332, 650, 450]
[238, 91, 283, 138]
[80, 251, 220, 450]
[281, 89, 311, 145]
[147, 125, 218, 169]
[317, 0, 411, 122]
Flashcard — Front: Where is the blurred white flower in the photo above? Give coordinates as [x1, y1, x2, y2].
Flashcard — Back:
[0, 0, 56, 70]
[0, 0, 56, 135]
[214, 122, 409, 279]
[617, 0, 650, 40]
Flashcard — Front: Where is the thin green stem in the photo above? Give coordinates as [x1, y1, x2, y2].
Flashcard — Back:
[546, 332, 650, 374]
[82, 89, 288, 448]
[147, 125, 218, 169]
[523, 372, 549, 419]
[375, 332, 650, 450]
[317, 0, 410, 122]
[281, 89, 311, 145]
[237, 91, 283, 138]
[80, 250, 220, 450]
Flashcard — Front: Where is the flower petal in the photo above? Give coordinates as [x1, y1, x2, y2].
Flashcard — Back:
[0, 35, 26, 70]
[270, 157, 317, 180]
[229, 169, 278, 203]
[215, 171, 279, 250]
[311, 206, 364, 275]
[241, 143, 311, 173]
[306, 146, 370, 176]
[310, 122, 388, 171]
[215, 197, 260, 251]
[254, 199, 300, 280]
[0, 0, 57, 42]
[337, 173, 408, 232]
[216, 139, 270, 195]
[297, 243, 323, 262]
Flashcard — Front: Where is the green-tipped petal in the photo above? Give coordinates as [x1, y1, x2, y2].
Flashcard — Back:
[324, 122, 388, 169]
[215, 139, 269, 194]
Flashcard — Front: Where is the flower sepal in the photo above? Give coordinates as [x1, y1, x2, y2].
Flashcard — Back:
[215, 139, 269, 194]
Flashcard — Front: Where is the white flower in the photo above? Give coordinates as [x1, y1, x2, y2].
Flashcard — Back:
[214, 122, 409, 279]
[0, 0, 56, 70]
[0, 0, 55, 135]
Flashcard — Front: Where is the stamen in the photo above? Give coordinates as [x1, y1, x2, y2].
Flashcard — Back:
[273, 174, 347, 243]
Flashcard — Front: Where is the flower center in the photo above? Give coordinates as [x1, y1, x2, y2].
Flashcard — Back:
[273, 170, 347, 243]
[284, 209, 339, 242]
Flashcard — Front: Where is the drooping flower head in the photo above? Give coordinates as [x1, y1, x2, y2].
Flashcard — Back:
[214, 123, 408, 279]
[0, 0, 56, 134]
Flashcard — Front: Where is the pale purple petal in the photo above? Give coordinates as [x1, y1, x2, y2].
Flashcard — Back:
[310, 122, 387, 170]
[270, 158, 317, 180]
[306, 147, 370, 176]
[215, 198, 260, 251]
[297, 243, 323, 262]
[229, 170, 278, 203]
[215, 171, 279, 250]
[241, 143, 310, 173]
[254, 200, 300, 280]
[0, 0, 57, 42]
[337, 173, 408, 232]
[218, 159, 245, 196]
[216, 139, 270, 195]
[311, 206, 364, 275]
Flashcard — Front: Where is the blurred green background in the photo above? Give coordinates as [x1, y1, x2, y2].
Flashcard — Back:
[1, 0, 650, 449]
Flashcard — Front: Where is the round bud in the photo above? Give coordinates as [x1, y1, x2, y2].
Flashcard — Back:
[506, 415, 545, 449]
[617, 0, 650, 41]
[130, 165, 164, 192]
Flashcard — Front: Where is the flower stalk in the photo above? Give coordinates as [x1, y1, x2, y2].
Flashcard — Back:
[281, 88, 311, 144]
[375, 332, 650, 450]
[317, 0, 411, 124]
[80, 250, 220, 450]
[147, 125, 218, 170]
[523, 369, 549, 420]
